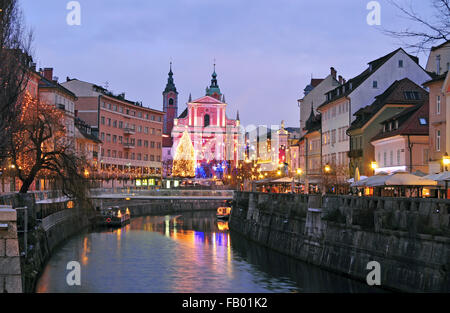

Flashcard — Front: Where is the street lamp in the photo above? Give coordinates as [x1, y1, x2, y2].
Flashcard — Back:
[324, 164, 331, 173]
[443, 152, 450, 172]
[371, 161, 378, 175]
[296, 168, 303, 176]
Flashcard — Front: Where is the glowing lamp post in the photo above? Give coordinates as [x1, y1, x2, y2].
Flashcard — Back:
[443, 153, 450, 199]
[371, 161, 378, 175]
[443, 153, 450, 171]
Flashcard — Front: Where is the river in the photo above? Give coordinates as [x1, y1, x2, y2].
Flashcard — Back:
[36, 211, 382, 293]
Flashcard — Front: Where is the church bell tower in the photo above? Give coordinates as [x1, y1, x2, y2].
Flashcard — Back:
[163, 62, 178, 135]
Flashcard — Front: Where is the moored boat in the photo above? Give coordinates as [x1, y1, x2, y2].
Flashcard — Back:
[97, 206, 131, 227]
[216, 206, 231, 220]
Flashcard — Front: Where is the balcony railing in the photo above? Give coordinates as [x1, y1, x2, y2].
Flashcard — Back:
[123, 127, 135, 135]
[122, 142, 135, 149]
[348, 149, 363, 158]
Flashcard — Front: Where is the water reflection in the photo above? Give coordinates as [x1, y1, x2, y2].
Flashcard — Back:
[36, 211, 383, 293]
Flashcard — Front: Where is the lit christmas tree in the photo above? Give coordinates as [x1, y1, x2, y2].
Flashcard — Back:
[172, 130, 195, 177]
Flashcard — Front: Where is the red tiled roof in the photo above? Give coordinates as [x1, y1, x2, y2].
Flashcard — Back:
[371, 101, 429, 142]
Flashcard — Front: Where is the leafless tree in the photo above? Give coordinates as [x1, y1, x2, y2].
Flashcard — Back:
[383, 0, 450, 53]
[0, 0, 33, 160]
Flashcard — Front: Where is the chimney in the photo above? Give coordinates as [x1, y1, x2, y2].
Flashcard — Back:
[338, 75, 343, 84]
[43, 68, 53, 81]
[330, 67, 337, 79]
[53, 76, 58, 82]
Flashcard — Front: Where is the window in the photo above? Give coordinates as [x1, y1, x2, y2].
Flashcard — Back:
[383, 151, 387, 166]
[157, 156, 161, 162]
[113, 120, 117, 128]
[108, 103, 111, 110]
[101, 116, 105, 125]
[436, 130, 441, 151]
[101, 132, 105, 141]
[373, 81, 378, 88]
[112, 150, 117, 158]
[119, 121, 123, 129]
[137, 153, 142, 160]
[144, 140, 149, 147]
[169, 98, 174, 105]
[398, 60, 403, 68]
[390, 150, 393, 165]
[144, 154, 148, 161]
[107, 149, 111, 157]
[151, 141, 155, 148]
[107, 118, 111, 126]
[137, 139, 142, 147]
[138, 126, 142, 133]
[419, 118, 427, 125]
[404, 91, 420, 100]
[138, 112, 142, 118]
[395, 120, 399, 129]
[204, 114, 210, 127]
[397, 150, 401, 165]
[437, 95, 441, 114]
[331, 129, 336, 144]
[119, 136, 123, 144]
[157, 142, 161, 149]
[144, 127, 149, 134]
[106, 134, 111, 142]
[112, 135, 117, 143]
[150, 155, 155, 161]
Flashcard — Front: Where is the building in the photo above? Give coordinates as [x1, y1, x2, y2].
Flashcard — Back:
[38, 68, 77, 145]
[300, 105, 322, 190]
[171, 68, 241, 178]
[298, 68, 342, 137]
[74, 117, 102, 181]
[371, 102, 429, 174]
[317, 48, 431, 181]
[426, 40, 450, 76]
[423, 40, 450, 174]
[347, 78, 429, 176]
[62, 78, 165, 188]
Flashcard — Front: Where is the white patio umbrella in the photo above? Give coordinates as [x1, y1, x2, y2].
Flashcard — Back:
[370, 171, 437, 187]
[351, 172, 388, 187]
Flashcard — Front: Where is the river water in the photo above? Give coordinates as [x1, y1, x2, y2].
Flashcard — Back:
[36, 211, 382, 293]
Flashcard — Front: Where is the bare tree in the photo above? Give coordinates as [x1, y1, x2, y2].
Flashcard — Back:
[0, 0, 33, 159]
[383, 0, 450, 53]
[8, 92, 89, 203]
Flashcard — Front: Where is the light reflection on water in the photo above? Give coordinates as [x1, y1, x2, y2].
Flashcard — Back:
[36, 211, 382, 293]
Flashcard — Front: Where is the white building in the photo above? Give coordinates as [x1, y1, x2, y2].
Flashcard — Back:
[317, 48, 431, 174]
[298, 67, 341, 137]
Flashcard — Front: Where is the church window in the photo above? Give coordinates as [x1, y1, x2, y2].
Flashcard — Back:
[169, 98, 174, 105]
[204, 114, 210, 127]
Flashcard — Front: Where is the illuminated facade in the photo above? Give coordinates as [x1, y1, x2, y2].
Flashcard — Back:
[171, 68, 241, 178]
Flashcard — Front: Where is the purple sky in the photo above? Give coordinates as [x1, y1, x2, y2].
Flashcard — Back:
[21, 0, 435, 128]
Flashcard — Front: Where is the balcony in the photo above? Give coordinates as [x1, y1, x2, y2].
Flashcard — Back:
[123, 127, 135, 135]
[122, 142, 135, 149]
[348, 149, 363, 159]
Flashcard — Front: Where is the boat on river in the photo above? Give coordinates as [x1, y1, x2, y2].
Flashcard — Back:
[97, 206, 130, 227]
[216, 206, 231, 220]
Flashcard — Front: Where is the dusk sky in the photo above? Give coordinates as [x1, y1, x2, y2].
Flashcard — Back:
[21, 0, 435, 128]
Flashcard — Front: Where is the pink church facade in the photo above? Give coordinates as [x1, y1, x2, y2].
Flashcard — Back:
[172, 95, 241, 178]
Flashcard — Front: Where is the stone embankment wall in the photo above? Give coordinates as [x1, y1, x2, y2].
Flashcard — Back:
[0, 189, 232, 292]
[230, 192, 450, 292]
[0, 192, 93, 293]
[0, 206, 22, 293]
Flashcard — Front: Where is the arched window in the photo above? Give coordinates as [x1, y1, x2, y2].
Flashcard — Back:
[169, 98, 174, 105]
[204, 114, 210, 127]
